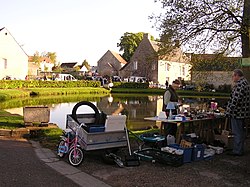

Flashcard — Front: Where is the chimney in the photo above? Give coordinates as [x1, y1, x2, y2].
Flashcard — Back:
[143, 33, 151, 40]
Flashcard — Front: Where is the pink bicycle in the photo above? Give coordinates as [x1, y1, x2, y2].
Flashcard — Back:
[57, 123, 85, 166]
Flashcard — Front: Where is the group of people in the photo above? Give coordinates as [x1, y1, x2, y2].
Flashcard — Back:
[162, 69, 250, 156]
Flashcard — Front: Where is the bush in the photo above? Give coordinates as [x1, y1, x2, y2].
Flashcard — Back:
[113, 82, 149, 89]
[0, 80, 101, 89]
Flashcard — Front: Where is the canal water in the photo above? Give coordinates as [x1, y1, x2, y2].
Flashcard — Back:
[2, 94, 228, 130]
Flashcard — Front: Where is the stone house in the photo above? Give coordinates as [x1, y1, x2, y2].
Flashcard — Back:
[190, 54, 241, 88]
[97, 50, 127, 77]
[120, 33, 191, 85]
[0, 27, 29, 80]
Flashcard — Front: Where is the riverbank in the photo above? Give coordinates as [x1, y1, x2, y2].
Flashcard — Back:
[0, 87, 110, 101]
[0, 87, 229, 103]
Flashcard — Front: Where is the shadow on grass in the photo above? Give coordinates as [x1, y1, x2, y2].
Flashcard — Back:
[0, 122, 25, 129]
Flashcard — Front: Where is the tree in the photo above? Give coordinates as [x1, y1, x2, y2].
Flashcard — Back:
[117, 32, 154, 62]
[151, 0, 250, 58]
[31, 51, 57, 64]
[47, 52, 57, 64]
[31, 51, 42, 64]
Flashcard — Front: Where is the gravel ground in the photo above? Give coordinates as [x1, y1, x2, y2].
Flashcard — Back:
[65, 138, 250, 187]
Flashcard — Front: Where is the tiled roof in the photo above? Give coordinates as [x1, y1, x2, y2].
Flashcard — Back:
[109, 50, 127, 64]
[60, 62, 78, 68]
[149, 40, 160, 52]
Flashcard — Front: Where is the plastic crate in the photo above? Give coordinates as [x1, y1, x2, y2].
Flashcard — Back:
[169, 144, 193, 163]
[134, 148, 183, 167]
[192, 144, 204, 161]
[89, 126, 105, 133]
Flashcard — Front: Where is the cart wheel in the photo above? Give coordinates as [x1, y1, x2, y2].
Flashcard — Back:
[101, 148, 119, 165]
[72, 101, 100, 124]
[68, 147, 84, 167]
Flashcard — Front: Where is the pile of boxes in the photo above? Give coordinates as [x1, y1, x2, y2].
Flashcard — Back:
[160, 132, 228, 164]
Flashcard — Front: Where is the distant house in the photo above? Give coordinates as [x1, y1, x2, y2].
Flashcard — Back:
[0, 27, 29, 80]
[97, 50, 127, 77]
[39, 57, 54, 72]
[28, 56, 54, 75]
[60, 62, 78, 72]
[120, 33, 191, 85]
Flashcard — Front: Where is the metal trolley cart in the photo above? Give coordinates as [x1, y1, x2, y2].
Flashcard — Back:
[57, 101, 128, 167]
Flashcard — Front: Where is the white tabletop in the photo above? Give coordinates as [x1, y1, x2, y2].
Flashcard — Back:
[144, 117, 183, 123]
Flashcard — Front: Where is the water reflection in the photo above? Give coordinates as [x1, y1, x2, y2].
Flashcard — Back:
[3, 94, 228, 130]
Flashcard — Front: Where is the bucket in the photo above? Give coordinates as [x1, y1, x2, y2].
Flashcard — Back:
[167, 135, 175, 145]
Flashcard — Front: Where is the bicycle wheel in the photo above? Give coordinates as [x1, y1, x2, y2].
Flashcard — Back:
[68, 147, 84, 166]
[57, 140, 68, 158]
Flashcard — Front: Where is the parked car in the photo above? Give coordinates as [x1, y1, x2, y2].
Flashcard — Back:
[128, 76, 147, 83]
[2, 75, 20, 80]
[111, 76, 121, 82]
[183, 85, 196, 90]
[55, 74, 77, 81]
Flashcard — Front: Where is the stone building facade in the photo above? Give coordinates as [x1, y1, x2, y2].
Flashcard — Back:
[97, 50, 127, 77]
[120, 33, 191, 85]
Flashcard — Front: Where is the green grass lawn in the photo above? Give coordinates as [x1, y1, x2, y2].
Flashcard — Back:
[0, 110, 25, 129]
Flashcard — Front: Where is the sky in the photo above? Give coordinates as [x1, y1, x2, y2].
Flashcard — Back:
[1, 0, 162, 65]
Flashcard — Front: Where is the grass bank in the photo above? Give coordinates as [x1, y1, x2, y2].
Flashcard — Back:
[0, 87, 110, 101]
[0, 110, 25, 129]
[111, 88, 230, 97]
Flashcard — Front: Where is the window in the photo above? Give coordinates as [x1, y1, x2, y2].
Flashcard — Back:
[133, 61, 137, 70]
[4, 59, 7, 69]
[182, 66, 185, 75]
[166, 63, 170, 71]
[2, 58, 7, 69]
[152, 63, 156, 70]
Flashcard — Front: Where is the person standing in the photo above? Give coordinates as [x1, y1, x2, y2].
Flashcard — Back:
[162, 79, 180, 114]
[162, 79, 181, 137]
[226, 69, 250, 156]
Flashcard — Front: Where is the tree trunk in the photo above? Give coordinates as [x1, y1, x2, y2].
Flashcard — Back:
[242, 0, 250, 58]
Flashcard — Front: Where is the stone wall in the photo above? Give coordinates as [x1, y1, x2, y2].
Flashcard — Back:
[192, 71, 232, 88]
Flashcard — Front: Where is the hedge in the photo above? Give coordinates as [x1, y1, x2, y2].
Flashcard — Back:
[0, 80, 101, 89]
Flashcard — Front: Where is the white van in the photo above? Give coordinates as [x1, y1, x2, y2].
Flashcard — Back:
[55, 74, 77, 81]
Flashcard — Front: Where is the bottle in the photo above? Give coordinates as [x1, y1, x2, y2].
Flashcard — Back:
[167, 135, 175, 145]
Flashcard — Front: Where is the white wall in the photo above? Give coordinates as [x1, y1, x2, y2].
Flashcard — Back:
[158, 60, 191, 85]
[0, 28, 28, 80]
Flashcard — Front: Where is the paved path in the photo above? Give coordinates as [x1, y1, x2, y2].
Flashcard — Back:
[0, 137, 111, 187]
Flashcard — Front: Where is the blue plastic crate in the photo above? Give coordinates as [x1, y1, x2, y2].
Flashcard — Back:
[192, 144, 204, 161]
[169, 144, 193, 163]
